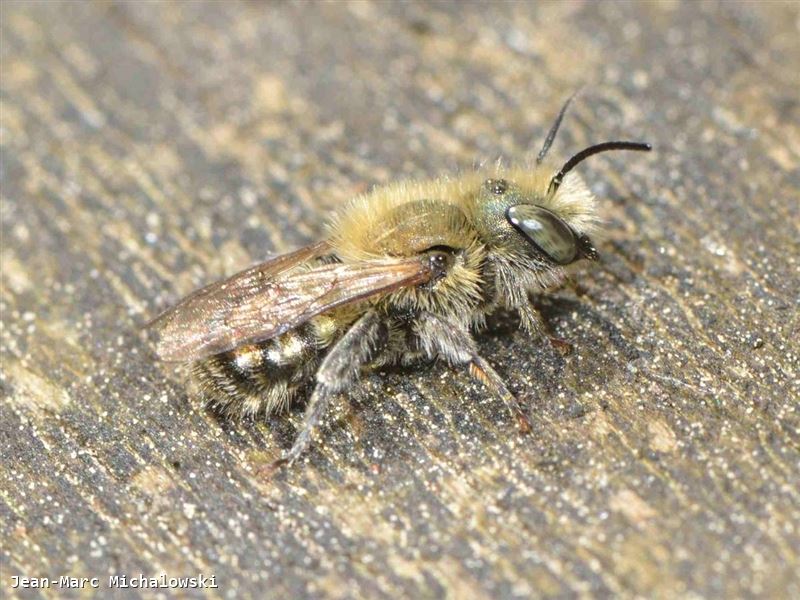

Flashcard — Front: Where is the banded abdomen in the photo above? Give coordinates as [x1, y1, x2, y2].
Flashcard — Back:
[192, 314, 344, 417]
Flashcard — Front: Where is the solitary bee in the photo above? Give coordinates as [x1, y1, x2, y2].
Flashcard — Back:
[149, 97, 650, 469]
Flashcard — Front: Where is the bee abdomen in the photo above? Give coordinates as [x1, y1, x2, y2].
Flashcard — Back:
[192, 324, 321, 417]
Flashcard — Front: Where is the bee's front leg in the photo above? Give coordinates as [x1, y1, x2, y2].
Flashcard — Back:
[416, 312, 532, 434]
[519, 302, 573, 357]
[468, 356, 532, 434]
[269, 310, 387, 472]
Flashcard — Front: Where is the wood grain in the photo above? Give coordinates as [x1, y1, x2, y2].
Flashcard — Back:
[2, 1, 798, 598]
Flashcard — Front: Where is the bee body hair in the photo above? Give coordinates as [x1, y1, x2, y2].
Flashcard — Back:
[150, 97, 651, 467]
[192, 317, 349, 417]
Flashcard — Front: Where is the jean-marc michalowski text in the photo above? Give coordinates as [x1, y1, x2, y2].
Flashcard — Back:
[10, 574, 219, 589]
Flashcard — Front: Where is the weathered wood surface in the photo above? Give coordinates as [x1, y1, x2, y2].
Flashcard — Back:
[2, 1, 799, 598]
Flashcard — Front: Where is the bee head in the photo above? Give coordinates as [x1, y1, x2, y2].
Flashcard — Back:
[473, 94, 651, 268]
[471, 118, 650, 267]
[473, 175, 600, 267]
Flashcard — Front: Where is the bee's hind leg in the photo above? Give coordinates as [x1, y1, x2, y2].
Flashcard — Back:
[269, 311, 386, 472]
[416, 312, 532, 434]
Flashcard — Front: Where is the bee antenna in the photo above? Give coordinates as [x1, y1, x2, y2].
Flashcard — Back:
[536, 90, 579, 164]
[548, 141, 652, 194]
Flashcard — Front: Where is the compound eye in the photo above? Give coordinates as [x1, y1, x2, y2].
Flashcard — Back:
[506, 205, 577, 265]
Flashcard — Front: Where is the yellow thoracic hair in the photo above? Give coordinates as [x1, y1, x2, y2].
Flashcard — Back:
[328, 162, 598, 261]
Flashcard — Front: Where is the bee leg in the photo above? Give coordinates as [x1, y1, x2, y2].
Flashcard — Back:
[416, 312, 532, 434]
[468, 357, 532, 434]
[519, 303, 573, 356]
[270, 311, 386, 471]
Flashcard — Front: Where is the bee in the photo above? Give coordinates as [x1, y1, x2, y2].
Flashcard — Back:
[149, 96, 650, 469]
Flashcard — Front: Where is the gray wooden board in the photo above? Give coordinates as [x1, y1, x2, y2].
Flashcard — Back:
[1, 1, 799, 598]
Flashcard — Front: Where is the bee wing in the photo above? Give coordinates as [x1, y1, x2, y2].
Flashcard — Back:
[149, 242, 434, 362]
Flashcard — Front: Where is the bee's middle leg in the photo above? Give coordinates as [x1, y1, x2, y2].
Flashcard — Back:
[270, 310, 387, 471]
[416, 312, 532, 433]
